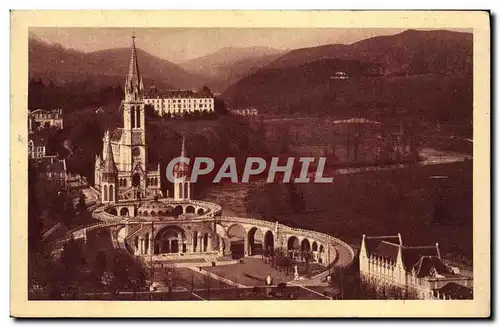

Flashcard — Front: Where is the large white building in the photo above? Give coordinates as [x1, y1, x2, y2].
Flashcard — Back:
[144, 88, 215, 117]
[29, 108, 64, 132]
[94, 36, 162, 203]
[359, 234, 473, 299]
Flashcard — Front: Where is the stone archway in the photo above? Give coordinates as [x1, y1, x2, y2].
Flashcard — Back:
[248, 227, 264, 256]
[173, 205, 183, 216]
[185, 205, 195, 214]
[312, 241, 319, 262]
[264, 230, 275, 256]
[227, 224, 246, 259]
[319, 244, 325, 264]
[301, 238, 311, 261]
[120, 207, 129, 216]
[197, 208, 205, 215]
[109, 208, 117, 216]
[287, 236, 300, 259]
[301, 238, 311, 252]
[154, 225, 187, 254]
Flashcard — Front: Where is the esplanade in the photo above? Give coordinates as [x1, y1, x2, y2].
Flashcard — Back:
[62, 195, 355, 270]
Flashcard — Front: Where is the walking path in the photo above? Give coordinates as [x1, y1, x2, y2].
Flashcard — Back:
[187, 267, 249, 288]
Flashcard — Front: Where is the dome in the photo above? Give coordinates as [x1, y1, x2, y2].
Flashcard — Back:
[173, 161, 190, 178]
[173, 137, 190, 178]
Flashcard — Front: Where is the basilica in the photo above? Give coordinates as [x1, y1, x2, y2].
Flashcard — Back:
[94, 36, 162, 203]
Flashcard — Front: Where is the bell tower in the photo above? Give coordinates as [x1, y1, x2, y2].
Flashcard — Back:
[173, 137, 191, 200]
[122, 34, 147, 172]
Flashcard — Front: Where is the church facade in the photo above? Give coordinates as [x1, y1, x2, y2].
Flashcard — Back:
[95, 36, 162, 203]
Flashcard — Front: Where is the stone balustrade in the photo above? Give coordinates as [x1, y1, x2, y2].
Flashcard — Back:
[54, 206, 355, 269]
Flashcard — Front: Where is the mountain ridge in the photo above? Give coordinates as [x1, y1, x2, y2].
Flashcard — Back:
[222, 29, 473, 126]
[29, 37, 207, 90]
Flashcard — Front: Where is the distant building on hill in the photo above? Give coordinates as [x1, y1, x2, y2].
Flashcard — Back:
[230, 107, 259, 116]
[144, 86, 215, 117]
[30, 155, 68, 192]
[29, 108, 64, 132]
[331, 71, 350, 80]
[28, 132, 48, 159]
[359, 234, 473, 299]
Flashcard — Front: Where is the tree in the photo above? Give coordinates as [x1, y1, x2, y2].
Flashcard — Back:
[161, 263, 179, 299]
[288, 183, 305, 213]
[92, 251, 107, 283]
[28, 248, 55, 296]
[76, 192, 86, 213]
[107, 250, 148, 296]
[62, 198, 77, 226]
[201, 85, 212, 95]
[214, 98, 228, 115]
[60, 236, 87, 270]
[56, 236, 87, 297]
[145, 104, 160, 120]
[302, 250, 313, 274]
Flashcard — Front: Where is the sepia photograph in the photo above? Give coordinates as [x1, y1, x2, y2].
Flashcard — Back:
[10, 10, 490, 318]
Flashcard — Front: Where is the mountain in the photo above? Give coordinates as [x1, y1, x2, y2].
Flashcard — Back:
[266, 29, 473, 75]
[29, 38, 205, 90]
[181, 47, 285, 92]
[222, 30, 473, 126]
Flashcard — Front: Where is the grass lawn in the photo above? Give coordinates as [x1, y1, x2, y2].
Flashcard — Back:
[203, 258, 297, 287]
[172, 268, 232, 289]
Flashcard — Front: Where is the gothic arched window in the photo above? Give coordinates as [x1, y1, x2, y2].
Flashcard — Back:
[136, 107, 141, 128]
[130, 106, 136, 128]
[109, 184, 114, 202]
[103, 185, 108, 201]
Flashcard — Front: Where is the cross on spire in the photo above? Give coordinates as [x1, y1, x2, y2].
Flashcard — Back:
[125, 33, 143, 99]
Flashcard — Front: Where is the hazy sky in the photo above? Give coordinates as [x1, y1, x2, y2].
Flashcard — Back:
[30, 27, 464, 63]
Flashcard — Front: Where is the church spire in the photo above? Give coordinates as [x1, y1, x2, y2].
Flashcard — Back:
[102, 133, 117, 182]
[181, 136, 186, 158]
[125, 34, 143, 100]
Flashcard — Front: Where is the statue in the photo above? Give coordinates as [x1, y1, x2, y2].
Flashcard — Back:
[294, 264, 300, 281]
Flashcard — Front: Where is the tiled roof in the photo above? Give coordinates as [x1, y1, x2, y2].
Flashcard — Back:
[373, 241, 400, 263]
[102, 143, 117, 180]
[433, 282, 473, 300]
[412, 256, 453, 278]
[401, 246, 439, 270]
[145, 88, 213, 99]
[364, 235, 400, 256]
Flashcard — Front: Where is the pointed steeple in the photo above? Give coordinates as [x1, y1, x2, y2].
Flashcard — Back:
[173, 136, 190, 178]
[180, 136, 186, 158]
[102, 134, 117, 182]
[125, 34, 143, 100]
